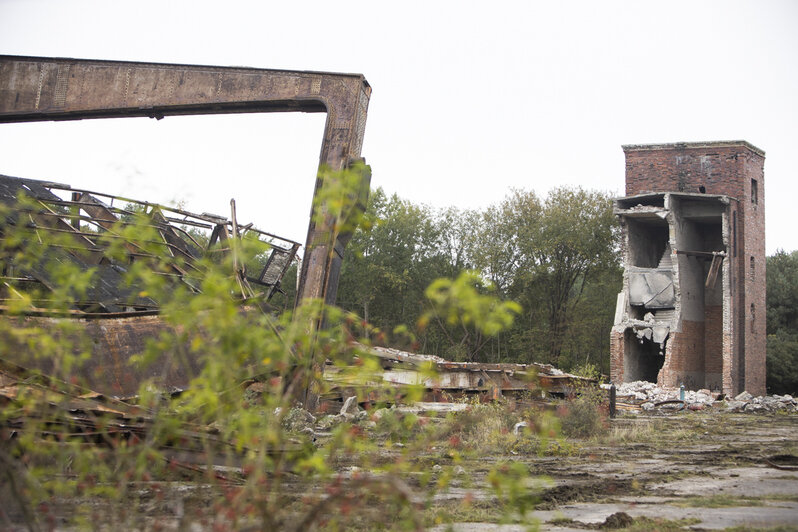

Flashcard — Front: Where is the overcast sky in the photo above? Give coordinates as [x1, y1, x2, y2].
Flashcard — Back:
[1, 0, 796, 254]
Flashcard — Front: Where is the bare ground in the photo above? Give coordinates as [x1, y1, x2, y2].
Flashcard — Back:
[432, 412, 798, 531]
[5, 411, 798, 531]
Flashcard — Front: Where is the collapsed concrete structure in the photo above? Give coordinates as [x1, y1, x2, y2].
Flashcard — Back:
[610, 141, 766, 396]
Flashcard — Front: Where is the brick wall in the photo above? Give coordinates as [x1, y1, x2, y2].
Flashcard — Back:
[661, 319, 705, 389]
[613, 141, 766, 394]
[743, 149, 766, 395]
[704, 305, 723, 390]
[624, 141, 757, 198]
[609, 331, 624, 383]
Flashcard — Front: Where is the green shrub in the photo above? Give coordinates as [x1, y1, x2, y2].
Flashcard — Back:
[560, 386, 608, 439]
[571, 361, 602, 381]
[0, 171, 552, 530]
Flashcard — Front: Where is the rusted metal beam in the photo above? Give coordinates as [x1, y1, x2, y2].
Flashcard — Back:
[0, 55, 371, 308]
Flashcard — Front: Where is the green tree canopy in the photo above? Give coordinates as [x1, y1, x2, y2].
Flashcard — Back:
[767, 249, 798, 394]
[338, 185, 621, 371]
[473, 187, 620, 368]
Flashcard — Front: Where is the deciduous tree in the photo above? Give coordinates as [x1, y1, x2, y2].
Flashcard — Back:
[767, 249, 798, 394]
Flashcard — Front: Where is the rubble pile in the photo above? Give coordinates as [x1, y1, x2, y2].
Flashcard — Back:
[603, 381, 797, 413]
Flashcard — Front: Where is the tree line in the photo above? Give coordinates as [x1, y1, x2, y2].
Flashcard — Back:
[332, 186, 622, 376]
[276, 187, 798, 392]
[766, 250, 798, 394]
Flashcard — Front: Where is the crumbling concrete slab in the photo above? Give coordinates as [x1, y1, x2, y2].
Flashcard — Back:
[532, 501, 798, 530]
[651, 466, 798, 497]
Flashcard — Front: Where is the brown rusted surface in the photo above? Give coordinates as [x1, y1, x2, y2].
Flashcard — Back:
[1, 313, 592, 405]
[0, 55, 372, 308]
[0, 314, 197, 396]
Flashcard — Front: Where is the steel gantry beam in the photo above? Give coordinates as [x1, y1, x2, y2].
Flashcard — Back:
[0, 55, 371, 307]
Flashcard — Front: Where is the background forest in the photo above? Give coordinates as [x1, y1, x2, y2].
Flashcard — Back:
[276, 187, 798, 395]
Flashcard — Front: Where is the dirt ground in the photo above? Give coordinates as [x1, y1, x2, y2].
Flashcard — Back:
[5, 410, 798, 531]
[431, 411, 798, 531]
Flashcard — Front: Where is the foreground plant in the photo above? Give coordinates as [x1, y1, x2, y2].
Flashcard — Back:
[0, 170, 549, 531]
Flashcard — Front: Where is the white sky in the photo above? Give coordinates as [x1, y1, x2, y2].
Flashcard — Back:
[1, 0, 796, 254]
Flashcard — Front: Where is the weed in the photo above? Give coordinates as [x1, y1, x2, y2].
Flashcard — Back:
[547, 516, 578, 525]
[423, 498, 504, 526]
[571, 362, 602, 381]
[2, 173, 544, 531]
[720, 527, 798, 532]
[610, 516, 702, 531]
[560, 388, 608, 439]
[674, 494, 765, 507]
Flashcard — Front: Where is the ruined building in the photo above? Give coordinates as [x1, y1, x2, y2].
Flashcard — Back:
[610, 141, 766, 396]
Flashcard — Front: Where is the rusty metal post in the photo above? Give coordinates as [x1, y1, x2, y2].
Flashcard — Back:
[609, 382, 617, 419]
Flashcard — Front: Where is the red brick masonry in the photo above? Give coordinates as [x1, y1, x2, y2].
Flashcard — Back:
[611, 141, 765, 396]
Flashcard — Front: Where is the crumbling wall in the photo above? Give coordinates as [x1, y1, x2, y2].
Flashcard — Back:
[626, 219, 669, 268]
[615, 196, 729, 391]
[612, 207, 673, 386]
[611, 141, 766, 396]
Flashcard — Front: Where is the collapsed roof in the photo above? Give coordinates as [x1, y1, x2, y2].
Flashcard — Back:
[0, 174, 300, 315]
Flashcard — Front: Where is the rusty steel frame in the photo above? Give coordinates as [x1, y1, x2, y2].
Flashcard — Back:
[0, 54, 371, 308]
[0, 174, 302, 314]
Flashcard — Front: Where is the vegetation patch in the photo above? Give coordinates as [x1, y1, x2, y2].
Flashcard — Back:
[423, 499, 506, 527]
[721, 527, 798, 532]
[560, 386, 609, 439]
[674, 494, 765, 508]
[607, 516, 702, 531]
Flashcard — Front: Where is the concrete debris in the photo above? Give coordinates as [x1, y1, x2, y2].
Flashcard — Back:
[603, 381, 797, 413]
[340, 395, 358, 415]
[513, 421, 529, 435]
[734, 391, 754, 402]
[321, 344, 592, 407]
[394, 402, 471, 415]
[317, 415, 346, 431]
[370, 407, 391, 421]
[316, 410, 370, 431]
[282, 407, 317, 433]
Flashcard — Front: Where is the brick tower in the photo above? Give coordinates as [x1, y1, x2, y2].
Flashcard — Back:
[610, 141, 765, 396]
